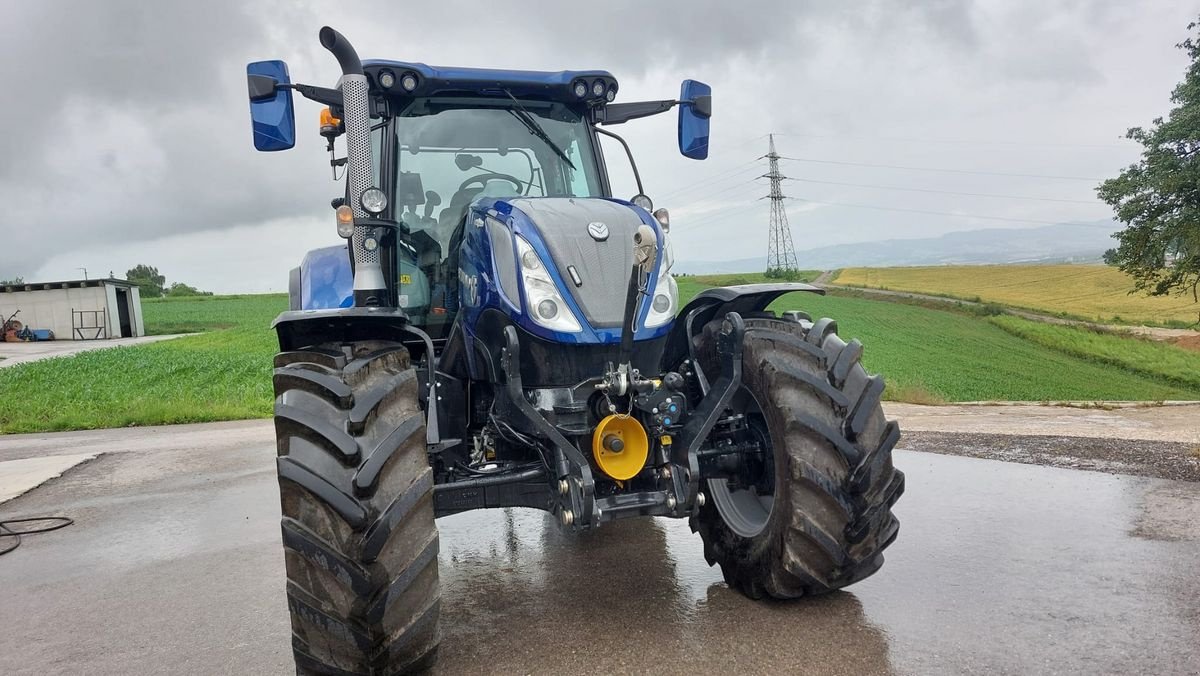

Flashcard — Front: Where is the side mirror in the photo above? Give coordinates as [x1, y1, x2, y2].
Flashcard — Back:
[678, 79, 711, 160]
[247, 60, 296, 152]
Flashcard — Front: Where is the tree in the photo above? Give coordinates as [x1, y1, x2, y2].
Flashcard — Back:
[0, 277, 23, 285]
[126, 264, 166, 297]
[1098, 18, 1200, 308]
[166, 282, 212, 297]
[764, 267, 803, 281]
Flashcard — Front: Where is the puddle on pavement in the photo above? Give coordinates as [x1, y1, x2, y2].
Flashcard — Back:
[433, 450, 1200, 675]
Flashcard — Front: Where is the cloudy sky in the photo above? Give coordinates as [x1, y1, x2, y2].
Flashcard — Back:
[2, 1, 1196, 292]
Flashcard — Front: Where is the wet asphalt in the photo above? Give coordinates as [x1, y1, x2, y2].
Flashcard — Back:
[1, 428, 1198, 675]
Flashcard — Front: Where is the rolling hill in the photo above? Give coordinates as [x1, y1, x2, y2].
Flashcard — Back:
[675, 220, 1116, 273]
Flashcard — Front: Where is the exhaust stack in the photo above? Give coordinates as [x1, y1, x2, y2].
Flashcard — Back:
[319, 26, 386, 305]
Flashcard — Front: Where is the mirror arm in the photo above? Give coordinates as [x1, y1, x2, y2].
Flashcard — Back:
[595, 126, 645, 197]
[286, 83, 345, 108]
[597, 99, 678, 126]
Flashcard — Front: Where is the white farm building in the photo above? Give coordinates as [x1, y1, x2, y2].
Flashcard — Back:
[0, 278, 145, 340]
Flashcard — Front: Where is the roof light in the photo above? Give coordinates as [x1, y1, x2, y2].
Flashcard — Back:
[606, 87, 617, 102]
[573, 80, 588, 98]
[592, 80, 606, 97]
[378, 69, 396, 89]
[401, 72, 418, 92]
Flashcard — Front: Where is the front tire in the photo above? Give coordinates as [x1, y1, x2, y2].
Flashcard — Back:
[693, 314, 904, 598]
[273, 341, 440, 674]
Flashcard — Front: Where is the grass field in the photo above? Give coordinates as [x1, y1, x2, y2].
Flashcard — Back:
[682, 271, 822, 285]
[677, 277, 1199, 403]
[3, 274, 1199, 434]
[0, 295, 286, 433]
[834, 264, 1200, 327]
[987, 315, 1200, 392]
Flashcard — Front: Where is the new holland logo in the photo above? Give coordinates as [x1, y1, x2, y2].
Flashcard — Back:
[587, 221, 609, 241]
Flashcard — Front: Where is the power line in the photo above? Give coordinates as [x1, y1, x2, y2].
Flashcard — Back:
[776, 155, 1104, 181]
[785, 196, 1089, 226]
[786, 176, 1103, 205]
[656, 160, 763, 201]
[771, 131, 1130, 150]
[678, 197, 767, 231]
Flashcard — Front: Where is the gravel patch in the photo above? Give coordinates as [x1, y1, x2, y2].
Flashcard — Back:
[900, 430, 1200, 483]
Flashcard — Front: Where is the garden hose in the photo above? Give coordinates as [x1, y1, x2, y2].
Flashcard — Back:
[0, 516, 73, 556]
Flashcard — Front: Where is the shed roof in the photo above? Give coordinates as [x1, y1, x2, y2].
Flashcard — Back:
[0, 278, 140, 294]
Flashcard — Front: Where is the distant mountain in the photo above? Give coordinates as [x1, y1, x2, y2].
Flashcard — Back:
[675, 221, 1118, 274]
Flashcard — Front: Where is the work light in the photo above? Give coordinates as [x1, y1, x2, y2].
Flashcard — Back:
[378, 69, 396, 89]
[592, 80, 605, 97]
[360, 187, 387, 214]
[401, 72, 418, 92]
[573, 80, 588, 98]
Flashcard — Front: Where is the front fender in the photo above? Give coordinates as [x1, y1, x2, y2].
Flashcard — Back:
[660, 282, 824, 369]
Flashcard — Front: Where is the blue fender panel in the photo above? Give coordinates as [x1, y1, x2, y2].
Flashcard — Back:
[660, 283, 825, 369]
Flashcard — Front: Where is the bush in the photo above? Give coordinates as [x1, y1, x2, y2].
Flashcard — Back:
[166, 282, 213, 297]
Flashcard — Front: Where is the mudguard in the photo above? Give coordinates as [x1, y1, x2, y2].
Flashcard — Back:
[660, 282, 824, 371]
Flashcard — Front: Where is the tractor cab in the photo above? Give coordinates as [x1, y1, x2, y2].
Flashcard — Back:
[250, 52, 711, 345]
[366, 80, 611, 340]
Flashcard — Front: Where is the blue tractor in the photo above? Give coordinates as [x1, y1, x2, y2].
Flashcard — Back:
[248, 27, 903, 675]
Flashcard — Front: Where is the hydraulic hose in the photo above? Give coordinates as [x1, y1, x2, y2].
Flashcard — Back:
[618, 264, 641, 367]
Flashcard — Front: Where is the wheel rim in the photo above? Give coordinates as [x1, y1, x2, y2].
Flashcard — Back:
[707, 387, 775, 538]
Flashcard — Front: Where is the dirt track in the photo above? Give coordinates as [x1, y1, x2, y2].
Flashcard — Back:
[886, 402, 1200, 481]
[884, 402, 1200, 443]
[816, 277, 1200, 346]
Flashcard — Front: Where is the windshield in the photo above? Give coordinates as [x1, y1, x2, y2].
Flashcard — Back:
[374, 98, 604, 339]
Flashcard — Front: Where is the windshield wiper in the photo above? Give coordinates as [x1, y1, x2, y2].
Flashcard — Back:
[503, 90, 576, 171]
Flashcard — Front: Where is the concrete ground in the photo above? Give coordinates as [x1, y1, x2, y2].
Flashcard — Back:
[0, 334, 185, 368]
[0, 454, 95, 503]
[1, 417, 1199, 674]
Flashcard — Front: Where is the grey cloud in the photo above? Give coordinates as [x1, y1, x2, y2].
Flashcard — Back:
[2, 0, 1196, 283]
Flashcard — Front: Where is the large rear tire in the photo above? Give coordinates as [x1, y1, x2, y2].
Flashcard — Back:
[693, 314, 904, 598]
[273, 340, 440, 674]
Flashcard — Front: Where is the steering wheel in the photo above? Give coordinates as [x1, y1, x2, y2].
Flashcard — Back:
[456, 172, 524, 196]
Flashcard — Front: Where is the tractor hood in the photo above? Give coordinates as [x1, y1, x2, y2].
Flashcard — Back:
[508, 198, 645, 328]
[476, 196, 674, 344]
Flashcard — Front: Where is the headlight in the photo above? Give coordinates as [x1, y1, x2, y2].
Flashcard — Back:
[644, 233, 677, 328]
[515, 236, 582, 332]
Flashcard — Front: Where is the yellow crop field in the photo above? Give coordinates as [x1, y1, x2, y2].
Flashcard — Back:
[834, 264, 1199, 327]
